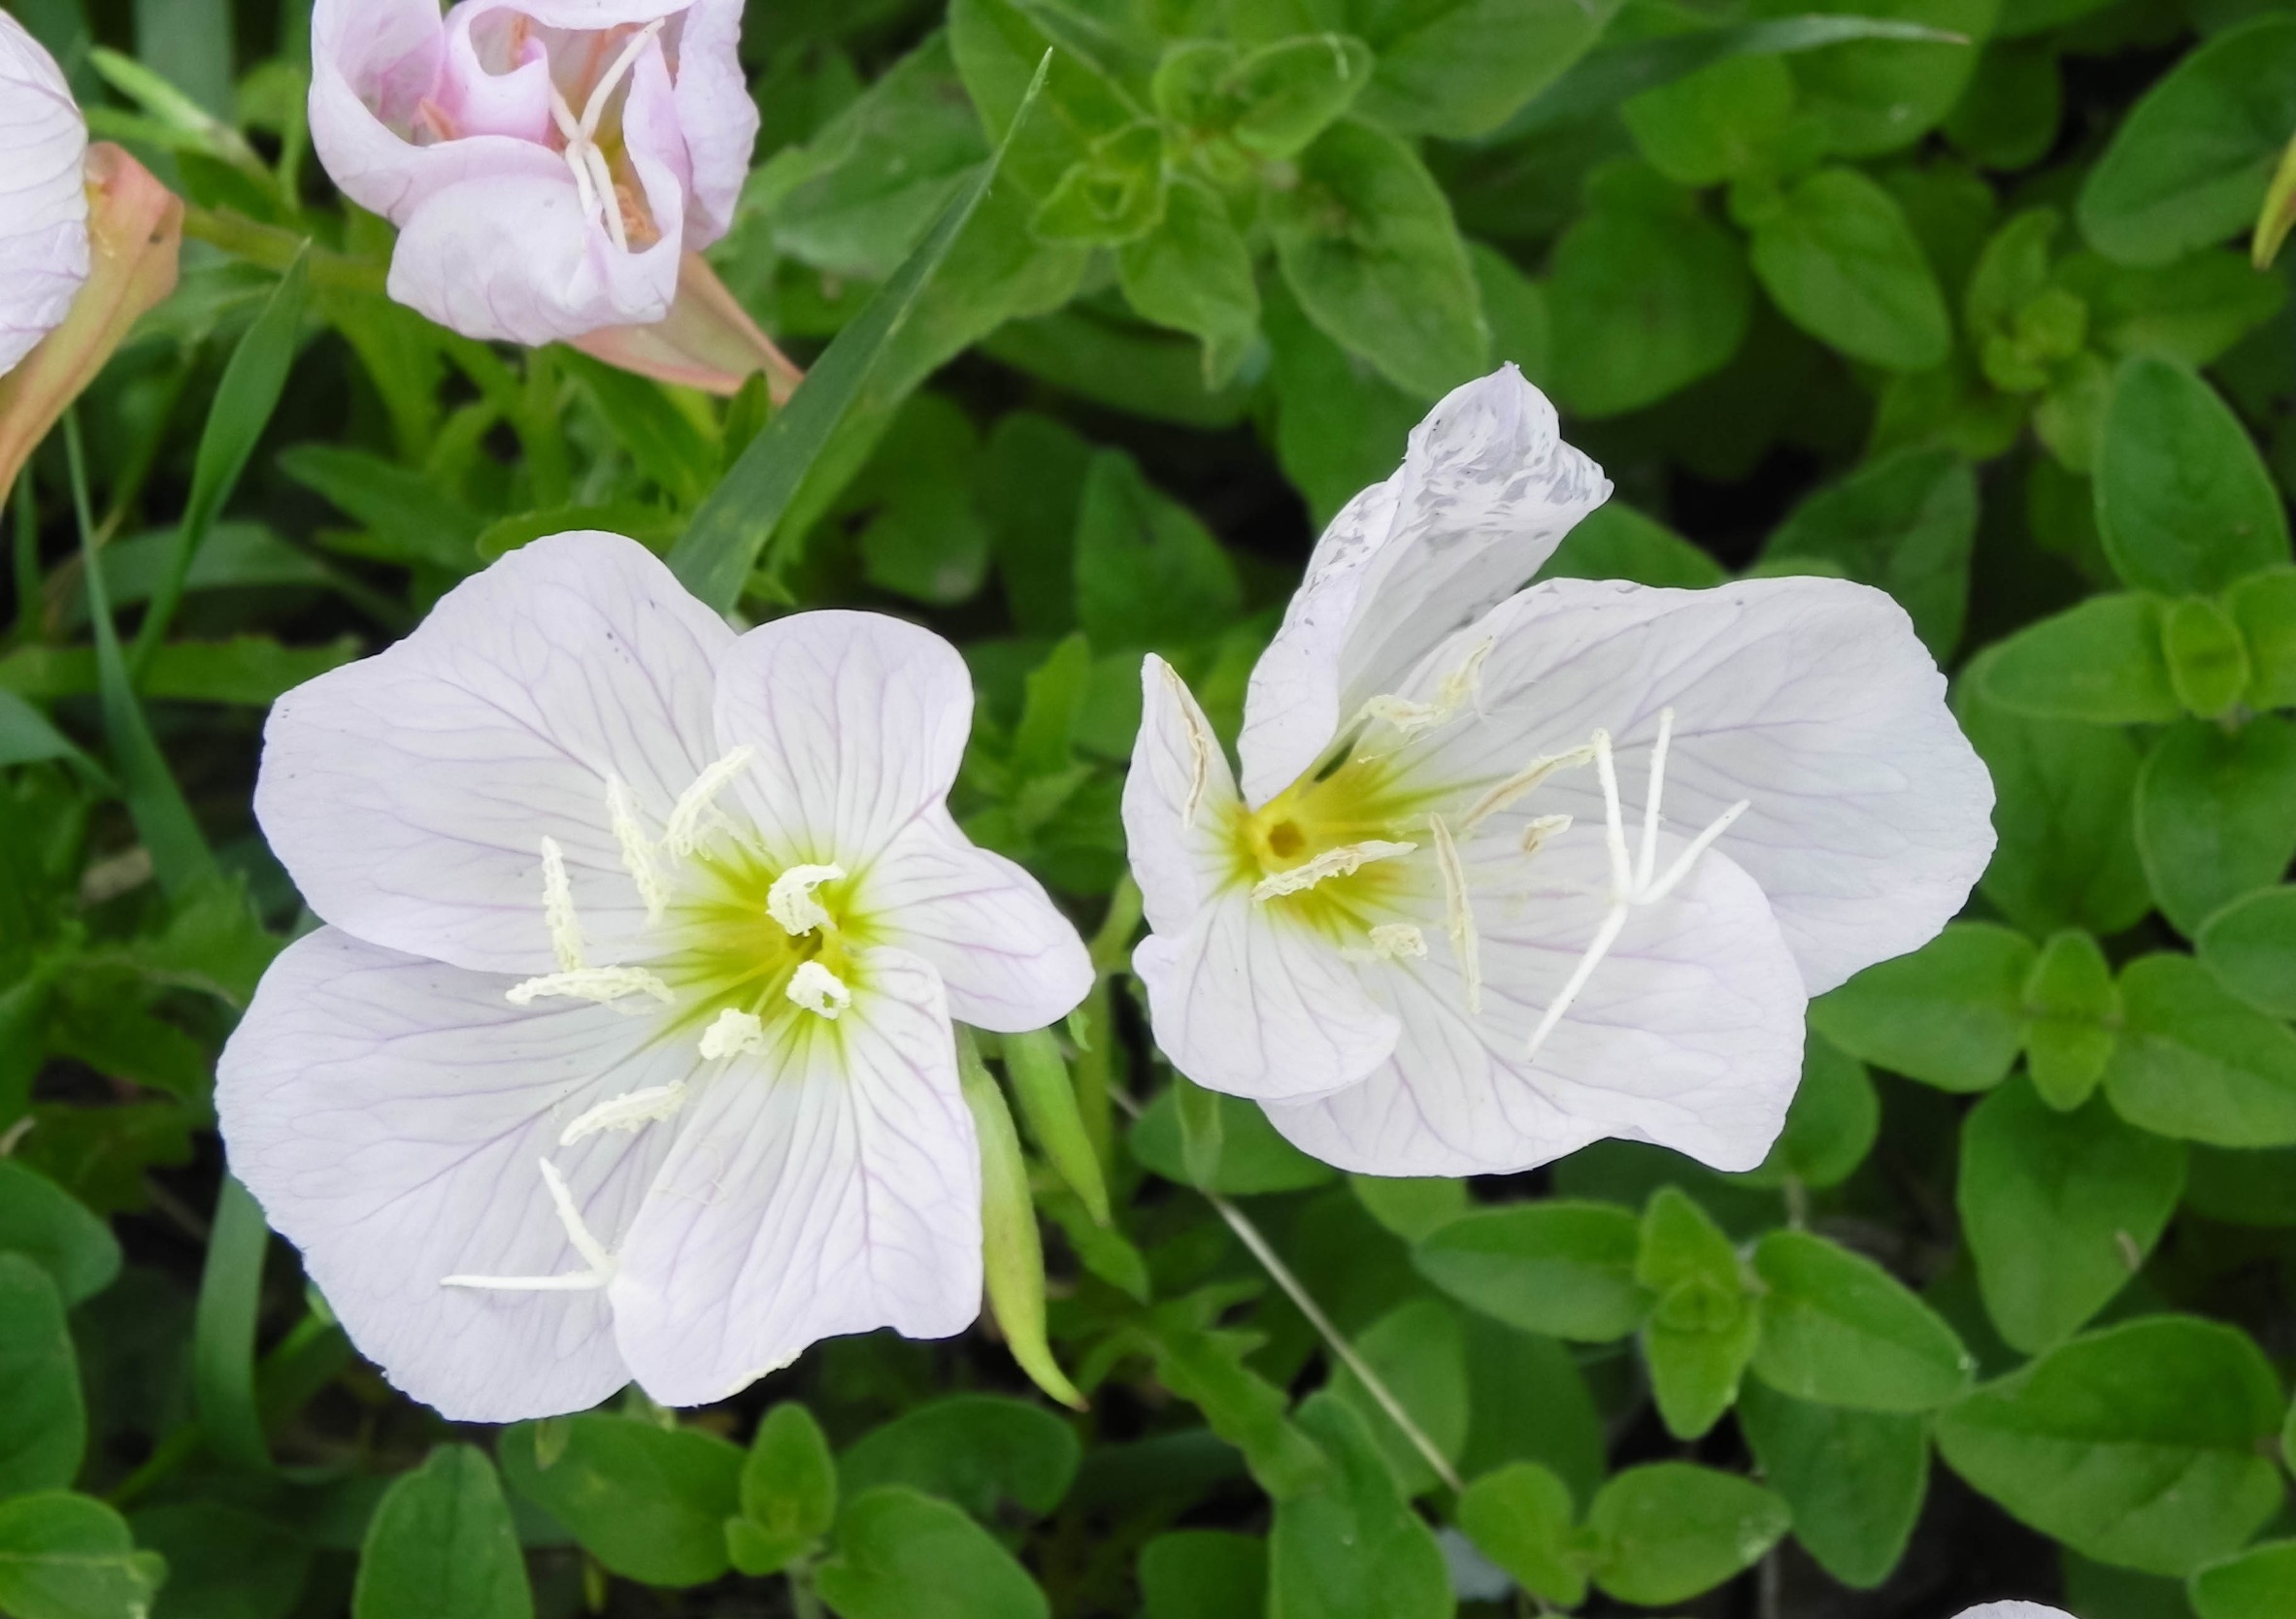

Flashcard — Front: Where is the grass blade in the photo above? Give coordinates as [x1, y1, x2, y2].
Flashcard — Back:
[193, 1173, 273, 1471]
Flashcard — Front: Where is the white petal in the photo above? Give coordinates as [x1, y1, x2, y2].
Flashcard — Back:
[1121, 655, 1246, 938]
[255, 532, 733, 973]
[1398, 576, 1995, 993]
[1135, 897, 1401, 1105]
[1266, 830, 1805, 1175]
[860, 810, 1092, 1033]
[1238, 367, 1611, 804]
[216, 927, 693, 1422]
[1953, 1608, 2075, 1619]
[610, 947, 982, 1404]
[0, 13, 89, 379]
[713, 611, 974, 864]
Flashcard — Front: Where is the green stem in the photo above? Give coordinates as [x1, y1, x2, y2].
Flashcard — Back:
[787, 1558, 826, 1619]
[11, 475, 38, 644]
[181, 206, 385, 297]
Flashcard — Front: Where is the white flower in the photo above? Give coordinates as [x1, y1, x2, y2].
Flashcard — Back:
[1954, 1606, 2077, 1618]
[1123, 366, 1995, 1176]
[0, 12, 91, 378]
[217, 533, 1092, 1420]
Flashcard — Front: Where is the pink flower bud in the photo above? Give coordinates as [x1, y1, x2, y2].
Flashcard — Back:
[0, 13, 92, 380]
[310, 0, 759, 347]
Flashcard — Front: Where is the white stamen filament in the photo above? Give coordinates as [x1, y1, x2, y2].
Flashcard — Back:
[506, 966, 675, 1007]
[699, 1007, 768, 1059]
[1429, 814, 1481, 1013]
[540, 836, 583, 972]
[606, 776, 668, 922]
[767, 863, 846, 937]
[664, 745, 753, 856]
[1250, 839, 1415, 902]
[547, 18, 666, 253]
[560, 1081, 688, 1145]
[787, 961, 851, 1019]
[441, 1159, 616, 1292]
[1525, 719, 1750, 1062]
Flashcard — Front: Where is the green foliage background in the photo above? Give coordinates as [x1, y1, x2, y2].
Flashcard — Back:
[2, 0, 2295, 1612]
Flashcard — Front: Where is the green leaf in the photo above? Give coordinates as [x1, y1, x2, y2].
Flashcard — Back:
[1161, 35, 1376, 160]
[959, 1037, 1086, 1410]
[2021, 928, 2122, 1110]
[2094, 357, 2290, 597]
[1455, 1462, 1585, 1607]
[1413, 1202, 1650, 1340]
[670, 51, 1054, 611]
[1116, 176, 1259, 385]
[1749, 1229, 1974, 1410]
[1585, 1463, 1789, 1606]
[1738, 1380, 1926, 1590]
[1761, 444, 1975, 655]
[560, 351, 719, 508]
[1261, 277, 1428, 525]
[728, 1404, 838, 1577]
[1757, 0, 1996, 157]
[1959, 1078, 2185, 1354]
[1325, 1298, 1468, 1497]
[1345, 0, 1622, 140]
[1980, 593, 2180, 725]
[1622, 52, 1795, 189]
[1734, 1030, 1880, 1190]
[130, 250, 308, 667]
[353, 1444, 531, 1619]
[0, 692, 91, 772]
[1935, 1315, 2286, 1576]
[1001, 1028, 1110, 1224]
[1635, 1188, 1756, 1440]
[2135, 716, 2296, 937]
[1128, 1083, 1336, 1194]
[815, 1486, 1049, 1619]
[1140, 1305, 1327, 1500]
[1033, 121, 1166, 246]
[2231, 569, 2296, 710]
[191, 1173, 269, 1472]
[1808, 921, 2035, 1092]
[0, 1492, 166, 1619]
[1547, 162, 1751, 417]
[1072, 449, 1243, 651]
[0, 1159, 120, 1306]
[0, 1256, 84, 1501]
[1139, 1531, 1267, 1619]
[2062, 248, 2289, 371]
[127, 1501, 305, 1619]
[1540, 501, 1726, 590]
[1955, 661, 2152, 937]
[2103, 953, 2296, 1148]
[500, 1414, 743, 1588]
[2198, 886, 2296, 1019]
[2163, 598, 2254, 721]
[1267, 119, 1486, 401]
[1348, 1176, 1468, 1243]
[1457, 1318, 1606, 1506]
[1749, 166, 1952, 371]
[2077, 17, 2296, 268]
[278, 445, 482, 574]
[2192, 1540, 2296, 1619]
[1266, 1395, 1451, 1619]
[843, 1396, 1080, 1519]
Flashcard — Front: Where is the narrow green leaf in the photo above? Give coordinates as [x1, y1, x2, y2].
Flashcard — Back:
[191, 1173, 270, 1471]
[1001, 1030, 1110, 1223]
[958, 1032, 1086, 1409]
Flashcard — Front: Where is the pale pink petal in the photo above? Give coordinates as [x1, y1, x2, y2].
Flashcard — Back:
[1266, 831, 1805, 1175]
[860, 810, 1092, 1033]
[255, 532, 733, 974]
[1395, 577, 1995, 994]
[1122, 655, 1247, 938]
[663, 0, 755, 245]
[611, 947, 981, 1405]
[1239, 366, 1611, 805]
[0, 13, 88, 378]
[1953, 1608, 2074, 1619]
[216, 927, 693, 1422]
[713, 611, 974, 865]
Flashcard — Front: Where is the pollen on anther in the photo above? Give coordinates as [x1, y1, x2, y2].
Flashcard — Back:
[767, 864, 846, 937]
[787, 961, 852, 1020]
[699, 1007, 768, 1060]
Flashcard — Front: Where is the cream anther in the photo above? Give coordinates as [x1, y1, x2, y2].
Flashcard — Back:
[441, 1159, 616, 1292]
[1460, 743, 1594, 829]
[699, 1007, 767, 1060]
[787, 961, 851, 1019]
[665, 745, 754, 855]
[540, 836, 583, 972]
[1430, 814, 1481, 1013]
[1525, 718, 1751, 1062]
[506, 965, 674, 1008]
[1520, 813, 1571, 857]
[1343, 922, 1429, 963]
[606, 776, 668, 922]
[560, 1081, 687, 1145]
[1355, 639, 1494, 743]
[1162, 661, 1214, 831]
[1251, 839, 1416, 902]
[767, 864, 846, 937]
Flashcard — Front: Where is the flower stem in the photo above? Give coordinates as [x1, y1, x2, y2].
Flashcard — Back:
[180, 207, 387, 298]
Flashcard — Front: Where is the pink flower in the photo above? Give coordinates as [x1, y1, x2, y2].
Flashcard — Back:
[310, 0, 758, 346]
[0, 12, 91, 379]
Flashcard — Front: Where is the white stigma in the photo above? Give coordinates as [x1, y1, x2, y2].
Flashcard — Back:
[441, 1159, 617, 1292]
[1251, 839, 1415, 902]
[699, 1007, 768, 1060]
[1525, 710, 1750, 1062]
[547, 17, 666, 253]
[664, 745, 753, 856]
[505, 966, 674, 1008]
[606, 776, 668, 922]
[767, 864, 846, 937]
[787, 961, 851, 1020]
[1429, 814, 1481, 1013]
[540, 836, 583, 972]
[560, 1081, 688, 1145]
